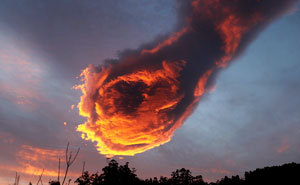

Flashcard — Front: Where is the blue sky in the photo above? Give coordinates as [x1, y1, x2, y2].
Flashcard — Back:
[0, 0, 299, 184]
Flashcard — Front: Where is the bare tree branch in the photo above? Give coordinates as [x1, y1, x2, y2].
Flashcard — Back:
[67, 179, 71, 185]
[61, 142, 80, 185]
[82, 161, 85, 175]
[36, 169, 44, 185]
[14, 172, 17, 185]
[14, 172, 20, 185]
[57, 157, 61, 182]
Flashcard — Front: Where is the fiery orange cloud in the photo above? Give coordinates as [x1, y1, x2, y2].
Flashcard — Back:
[76, 61, 190, 156]
[76, 0, 296, 156]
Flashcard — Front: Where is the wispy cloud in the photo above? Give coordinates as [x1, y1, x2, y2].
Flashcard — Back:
[0, 144, 81, 185]
[0, 38, 45, 109]
[276, 139, 291, 154]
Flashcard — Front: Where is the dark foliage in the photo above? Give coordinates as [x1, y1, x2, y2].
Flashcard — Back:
[49, 161, 300, 185]
[75, 160, 140, 185]
[49, 181, 60, 185]
[243, 163, 300, 185]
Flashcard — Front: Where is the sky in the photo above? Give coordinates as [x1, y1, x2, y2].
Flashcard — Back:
[0, 0, 300, 184]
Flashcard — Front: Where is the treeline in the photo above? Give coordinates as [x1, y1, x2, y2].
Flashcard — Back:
[48, 160, 299, 185]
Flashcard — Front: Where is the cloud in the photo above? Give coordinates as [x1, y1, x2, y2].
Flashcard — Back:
[276, 139, 291, 154]
[0, 1, 299, 184]
[75, 0, 299, 156]
[0, 144, 81, 184]
[0, 0, 177, 79]
[0, 43, 44, 108]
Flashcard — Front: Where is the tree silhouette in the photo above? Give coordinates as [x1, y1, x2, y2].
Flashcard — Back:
[170, 168, 193, 185]
[212, 175, 243, 185]
[244, 163, 300, 185]
[40, 160, 300, 185]
[72, 161, 299, 185]
[75, 159, 140, 185]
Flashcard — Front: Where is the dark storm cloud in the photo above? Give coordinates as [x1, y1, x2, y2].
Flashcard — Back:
[135, 11, 300, 180]
[89, 0, 299, 131]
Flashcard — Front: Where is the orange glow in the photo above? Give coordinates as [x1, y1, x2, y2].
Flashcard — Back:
[191, 0, 263, 67]
[276, 139, 291, 153]
[18, 145, 64, 161]
[77, 59, 215, 156]
[216, 13, 261, 67]
[76, 0, 266, 156]
[141, 28, 188, 54]
[194, 70, 213, 97]
[77, 61, 186, 156]
[8, 145, 81, 178]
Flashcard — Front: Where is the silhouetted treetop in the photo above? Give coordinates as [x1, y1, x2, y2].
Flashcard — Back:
[50, 161, 300, 185]
[75, 159, 139, 185]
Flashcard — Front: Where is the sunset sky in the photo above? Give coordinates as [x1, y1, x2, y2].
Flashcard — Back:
[1, 0, 300, 185]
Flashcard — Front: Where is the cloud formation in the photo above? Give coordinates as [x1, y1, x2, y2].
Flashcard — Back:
[76, 0, 298, 156]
